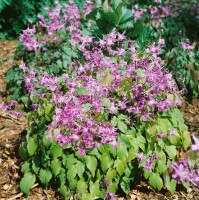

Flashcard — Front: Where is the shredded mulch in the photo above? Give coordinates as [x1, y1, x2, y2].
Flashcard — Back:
[0, 40, 198, 200]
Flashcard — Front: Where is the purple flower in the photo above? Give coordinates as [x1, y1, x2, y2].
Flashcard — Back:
[169, 129, 178, 136]
[153, 155, 159, 161]
[137, 153, 145, 162]
[32, 104, 39, 110]
[144, 160, 153, 171]
[191, 135, 199, 153]
[104, 192, 117, 200]
[156, 133, 165, 139]
[172, 160, 199, 188]
[180, 42, 194, 50]
[171, 160, 191, 183]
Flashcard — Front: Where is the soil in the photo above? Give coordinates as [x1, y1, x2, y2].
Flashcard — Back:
[0, 40, 198, 200]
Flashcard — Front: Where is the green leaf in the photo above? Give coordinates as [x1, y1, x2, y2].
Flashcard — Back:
[27, 137, 38, 156]
[144, 170, 152, 179]
[76, 160, 85, 178]
[59, 168, 66, 185]
[137, 26, 152, 50]
[89, 148, 101, 159]
[21, 161, 30, 173]
[76, 87, 89, 95]
[114, 159, 125, 176]
[52, 64, 59, 74]
[107, 182, 118, 193]
[65, 155, 77, 168]
[67, 165, 77, 182]
[20, 173, 36, 195]
[90, 180, 103, 199]
[169, 135, 181, 146]
[77, 178, 87, 193]
[39, 169, 52, 187]
[57, 60, 62, 68]
[85, 156, 97, 177]
[120, 177, 130, 194]
[82, 103, 92, 112]
[103, 0, 109, 11]
[44, 103, 54, 121]
[165, 174, 177, 194]
[42, 135, 51, 147]
[32, 156, 40, 174]
[101, 98, 111, 107]
[112, 0, 123, 11]
[106, 168, 117, 182]
[131, 20, 144, 36]
[182, 130, 191, 149]
[124, 166, 131, 177]
[86, 8, 99, 20]
[82, 193, 93, 200]
[149, 173, 163, 191]
[117, 143, 128, 158]
[157, 159, 166, 174]
[165, 145, 176, 160]
[100, 153, 113, 172]
[19, 142, 29, 160]
[111, 116, 118, 126]
[157, 118, 173, 134]
[127, 127, 136, 135]
[117, 120, 127, 133]
[59, 185, 69, 199]
[50, 145, 62, 158]
[50, 158, 61, 176]
[69, 178, 78, 190]
[127, 147, 137, 162]
[119, 7, 133, 24]
[119, 135, 131, 148]
[98, 145, 107, 154]
[21, 96, 30, 106]
[96, 169, 103, 180]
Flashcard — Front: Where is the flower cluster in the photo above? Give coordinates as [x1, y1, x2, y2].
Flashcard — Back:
[171, 159, 199, 188]
[171, 135, 199, 188]
[18, 1, 181, 155]
[20, 0, 83, 51]
[0, 100, 21, 117]
[137, 150, 159, 171]
[149, 5, 170, 21]
[20, 27, 38, 51]
[132, 4, 146, 21]
[180, 42, 194, 50]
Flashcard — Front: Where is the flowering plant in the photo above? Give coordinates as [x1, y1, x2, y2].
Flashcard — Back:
[2, 0, 198, 199]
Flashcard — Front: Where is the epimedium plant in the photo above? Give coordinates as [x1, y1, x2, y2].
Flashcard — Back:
[166, 42, 199, 97]
[2, 0, 198, 199]
[19, 105, 192, 199]
[129, 0, 199, 96]
[0, 0, 85, 39]
[6, 0, 199, 105]
[5, 0, 151, 108]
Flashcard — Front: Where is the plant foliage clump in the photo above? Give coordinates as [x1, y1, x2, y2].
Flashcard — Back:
[1, 0, 199, 199]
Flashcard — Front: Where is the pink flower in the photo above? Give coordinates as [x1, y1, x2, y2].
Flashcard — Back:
[191, 135, 199, 153]
[180, 42, 194, 50]
[144, 160, 153, 171]
[154, 0, 161, 3]
[169, 129, 178, 136]
[137, 153, 145, 162]
[132, 5, 146, 20]
[156, 133, 165, 139]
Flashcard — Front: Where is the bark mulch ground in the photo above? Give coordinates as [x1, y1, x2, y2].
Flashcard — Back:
[0, 40, 198, 200]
